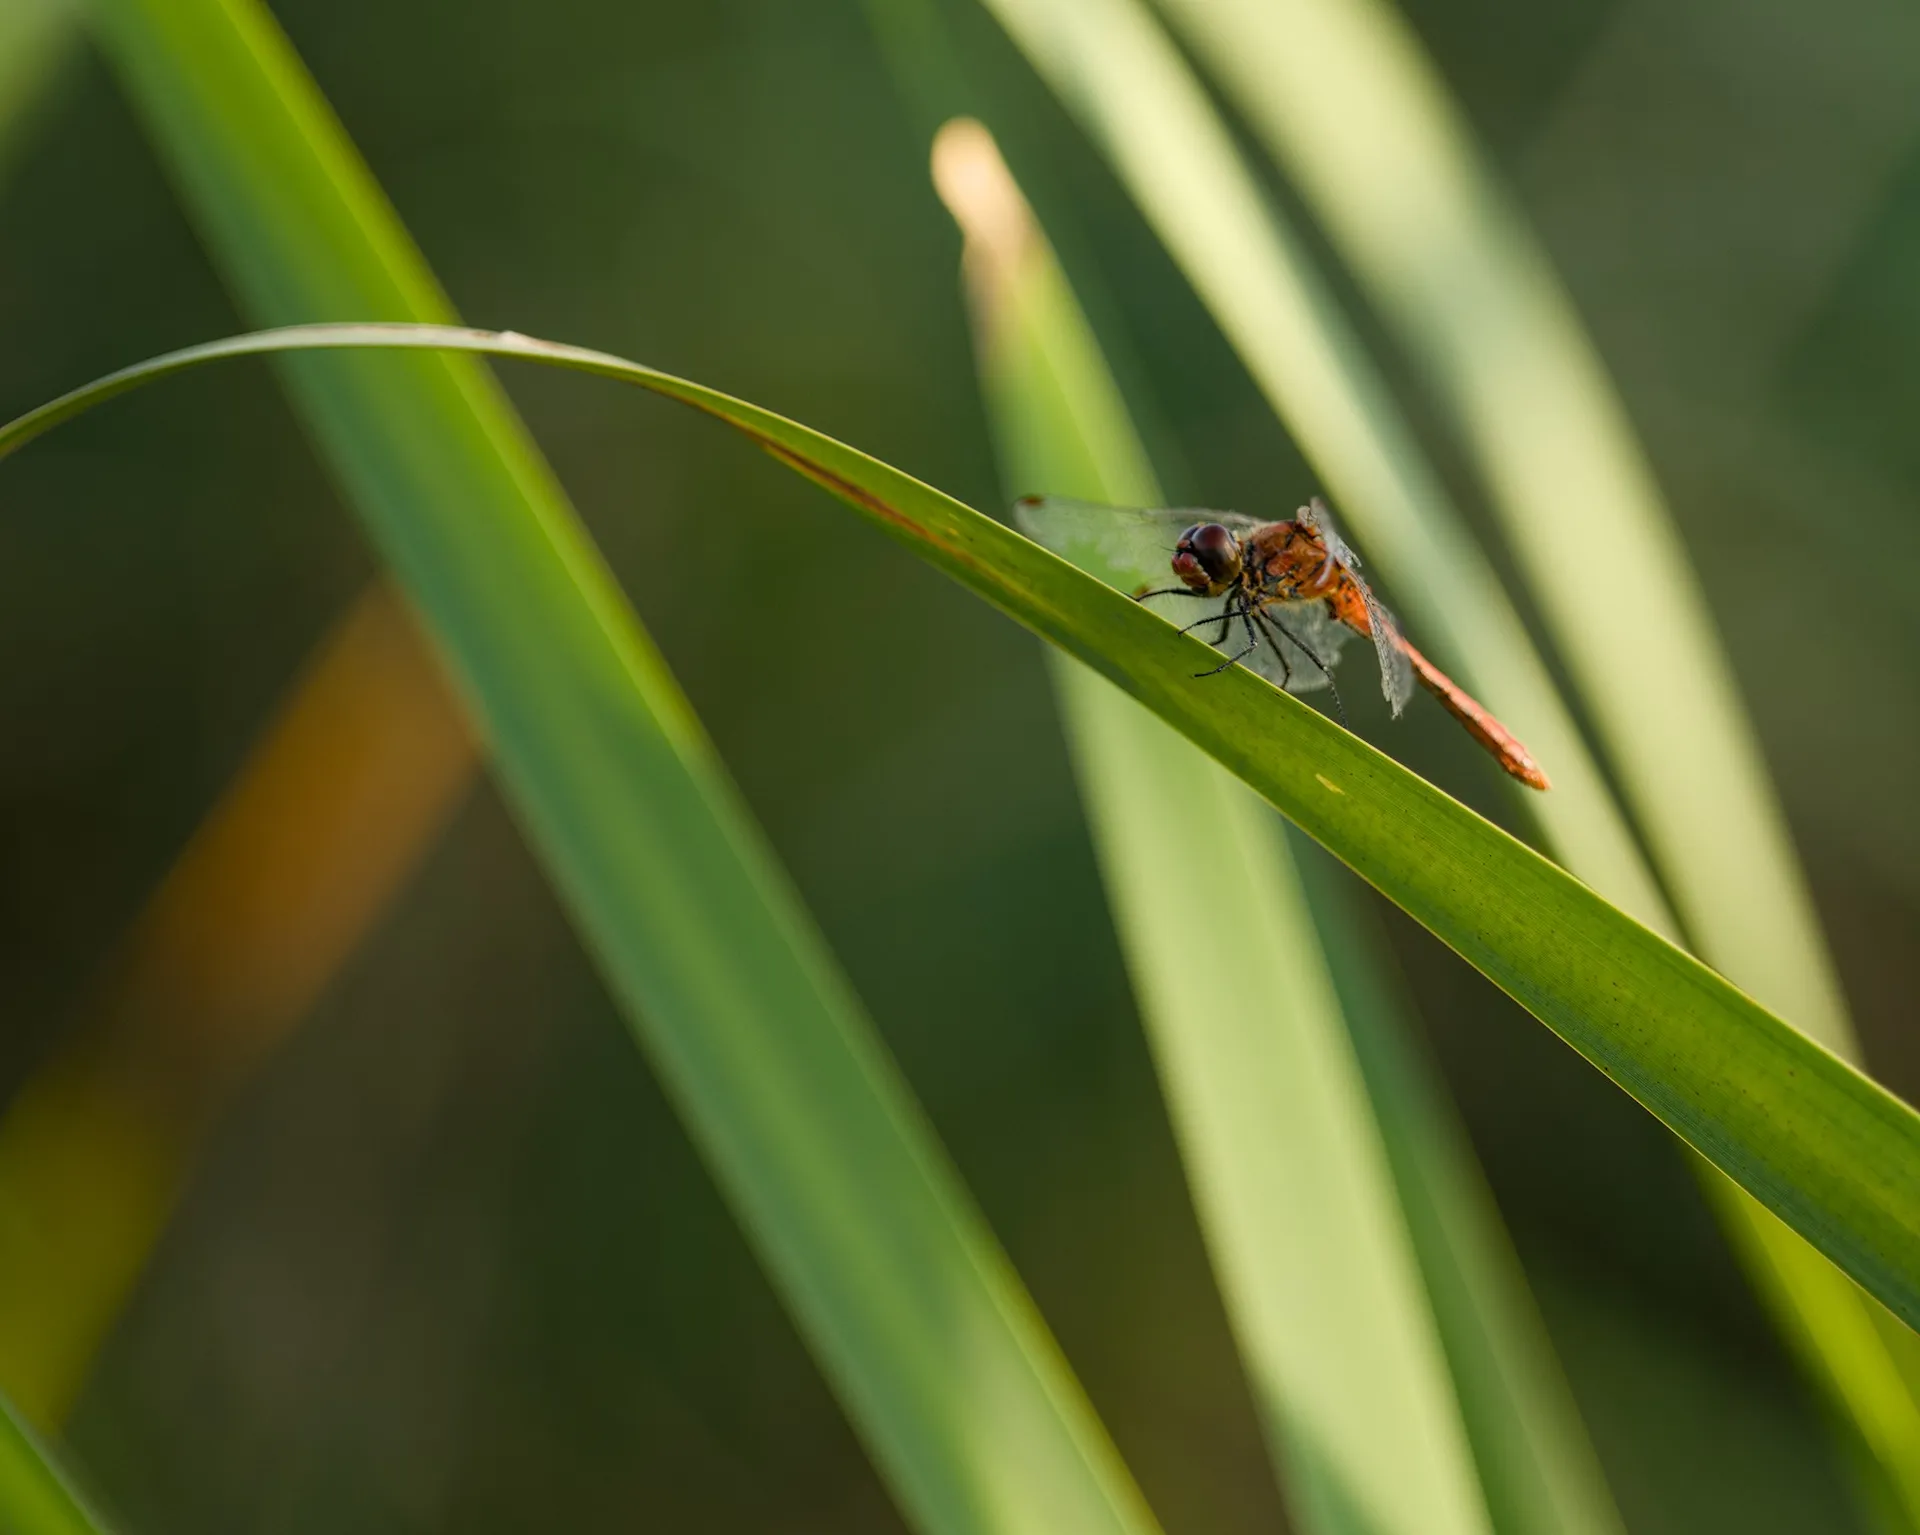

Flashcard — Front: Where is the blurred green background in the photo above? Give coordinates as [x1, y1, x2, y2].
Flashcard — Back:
[2, 0, 1918, 1529]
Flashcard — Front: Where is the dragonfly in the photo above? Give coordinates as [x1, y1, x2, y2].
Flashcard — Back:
[1016, 494, 1550, 791]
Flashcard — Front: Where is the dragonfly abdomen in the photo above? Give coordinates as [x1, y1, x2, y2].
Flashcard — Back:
[1322, 578, 1375, 635]
[1397, 638, 1551, 791]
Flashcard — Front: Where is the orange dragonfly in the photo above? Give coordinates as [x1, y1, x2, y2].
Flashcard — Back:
[1016, 494, 1549, 791]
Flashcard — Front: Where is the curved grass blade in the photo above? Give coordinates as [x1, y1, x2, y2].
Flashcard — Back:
[6, 323, 1920, 1344]
[63, 6, 1163, 1530]
[0, 1395, 108, 1535]
[935, 116, 1495, 1535]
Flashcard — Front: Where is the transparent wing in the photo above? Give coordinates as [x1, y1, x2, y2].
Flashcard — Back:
[1361, 594, 1416, 716]
[1299, 496, 1360, 570]
[1301, 497, 1415, 716]
[1014, 494, 1265, 595]
[1239, 597, 1357, 697]
[1157, 592, 1356, 699]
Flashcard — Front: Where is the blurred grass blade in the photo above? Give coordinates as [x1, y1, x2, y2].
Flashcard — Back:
[938, 117, 1623, 1534]
[961, 0, 1920, 1512]
[962, 0, 1665, 927]
[1134, 0, 1920, 1513]
[1153, 0, 1851, 1053]
[891, 39, 1616, 1526]
[1050, 688, 1499, 1535]
[1707, 1183, 1920, 1523]
[0, 587, 474, 1426]
[0, 1395, 108, 1535]
[1292, 843, 1625, 1535]
[934, 116, 1496, 1535]
[9, 325, 1920, 1345]
[0, 0, 76, 185]
[67, 7, 1163, 1531]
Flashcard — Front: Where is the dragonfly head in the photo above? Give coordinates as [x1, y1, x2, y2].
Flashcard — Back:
[1172, 522, 1244, 596]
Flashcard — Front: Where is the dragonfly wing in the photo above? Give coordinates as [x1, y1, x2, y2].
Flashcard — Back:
[1241, 598, 1355, 697]
[1300, 497, 1359, 567]
[1015, 494, 1265, 595]
[1366, 595, 1417, 716]
[1303, 497, 1415, 715]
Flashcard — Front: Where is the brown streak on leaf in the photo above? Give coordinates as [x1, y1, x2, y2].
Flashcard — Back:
[757, 439, 970, 565]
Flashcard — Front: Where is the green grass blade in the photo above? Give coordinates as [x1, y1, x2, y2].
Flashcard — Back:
[963, 0, 1666, 927]
[0, 0, 75, 183]
[1293, 844, 1625, 1535]
[7, 323, 1920, 1343]
[1153, 0, 1851, 1054]
[961, 0, 1920, 1512]
[942, 112, 1622, 1535]
[1054, 685, 1497, 1535]
[935, 117, 1494, 1535]
[1705, 1182, 1920, 1524]
[70, 8, 1162, 1531]
[0, 1396, 107, 1535]
[1123, 0, 1920, 1512]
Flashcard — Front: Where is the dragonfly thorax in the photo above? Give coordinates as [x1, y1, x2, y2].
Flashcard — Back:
[1247, 519, 1340, 599]
[1171, 522, 1245, 597]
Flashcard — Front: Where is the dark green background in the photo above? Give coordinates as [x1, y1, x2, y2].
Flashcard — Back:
[2, 0, 1917, 1529]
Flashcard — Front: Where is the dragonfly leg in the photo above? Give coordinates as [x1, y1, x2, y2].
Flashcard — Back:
[1173, 606, 1236, 647]
[1192, 606, 1259, 675]
[1133, 585, 1213, 603]
[1248, 610, 1291, 688]
[1192, 640, 1258, 678]
[1142, 587, 1237, 652]
[1179, 596, 1255, 675]
[1260, 610, 1348, 729]
[1234, 607, 1277, 679]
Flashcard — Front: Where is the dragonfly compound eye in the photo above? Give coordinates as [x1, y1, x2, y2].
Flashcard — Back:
[1171, 522, 1243, 595]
